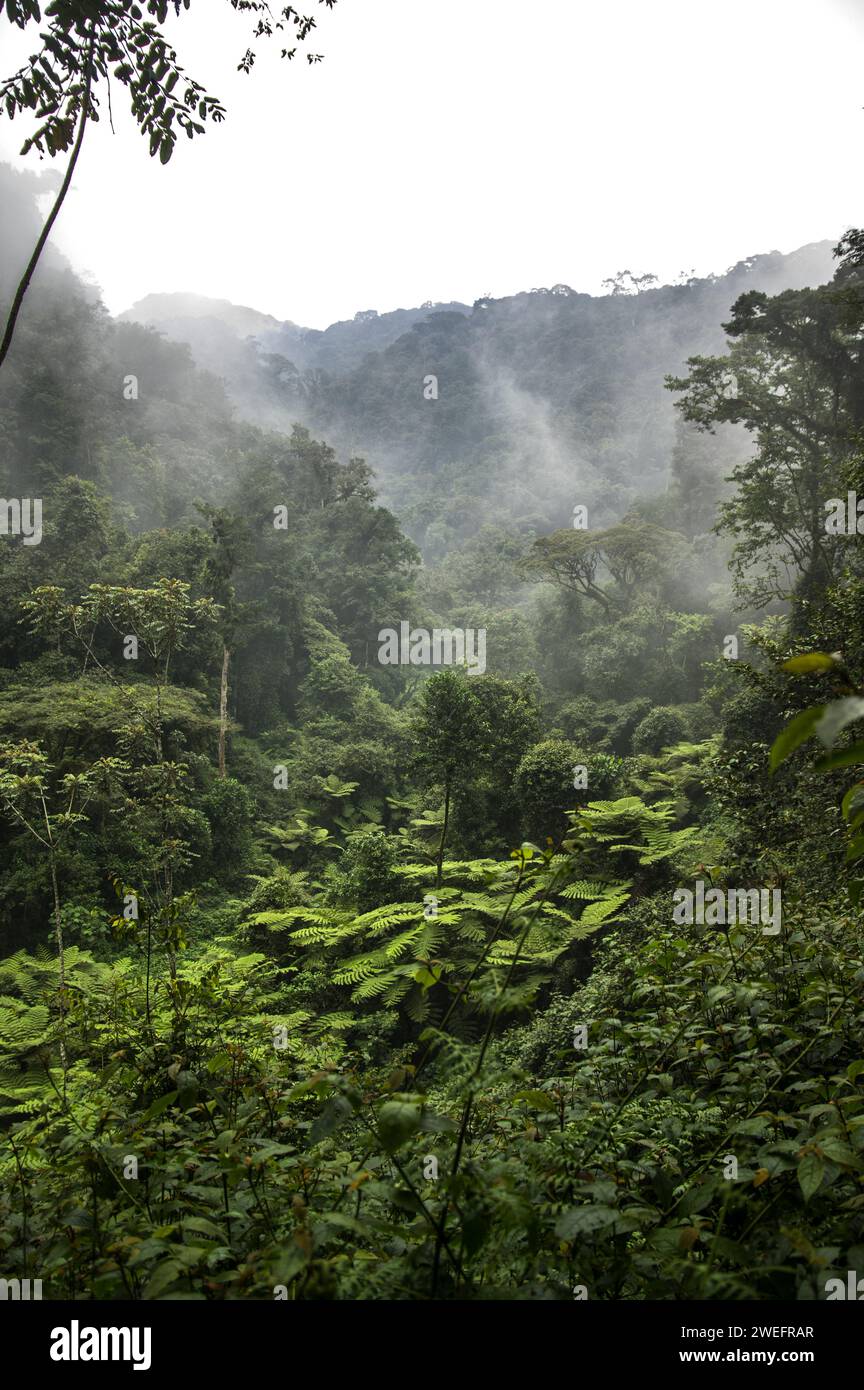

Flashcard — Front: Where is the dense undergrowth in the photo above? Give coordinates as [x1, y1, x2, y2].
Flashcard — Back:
[1, 175, 864, 1301]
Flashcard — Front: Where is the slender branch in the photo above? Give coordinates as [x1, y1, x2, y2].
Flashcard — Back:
[413, 861, 526, 1083]
[430, 842, 571, 1295]
[0, 27, 97, 372]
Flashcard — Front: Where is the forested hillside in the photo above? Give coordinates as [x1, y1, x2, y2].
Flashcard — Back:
[123, 240, 835, 550]
[2, 155, 864, 1306]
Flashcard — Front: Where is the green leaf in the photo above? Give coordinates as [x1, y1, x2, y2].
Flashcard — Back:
[816, 742, 864, 772]
[769, 707, 824, 772]
[286, 1073, 330, 1100]
[845, 833, 864, 864]
[378, 1097, 423, 1154]
[816, 698, 864, 749]
[817, 1136, 858, 1167]
[797, 1152, 825, 1202]
[315, 1212, 371, 1238]
[841, 783, 864, 820]
[781, 652, 837, 674]
[141, 1089, 178, 1121]
[513, 1088, 558, 1113]
[462, 1209, 492, 1258]
[181, 1217, 224, 1241]
[413, 964, 441, 989]
[419, 1109, 457, 1135]
[273, 1245, 309, 1286]
[310, 1094, 354, 1145]
[144, 1258, 184, 1299]
[555, 1205, 619, 1238]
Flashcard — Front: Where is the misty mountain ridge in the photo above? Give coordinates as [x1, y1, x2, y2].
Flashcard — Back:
[0, 158, 838, 555]
[120, 292, 286, 340]
[120, 240, 834, 379]
[119, 292, 475, 376]
[119, 241, 836, 552]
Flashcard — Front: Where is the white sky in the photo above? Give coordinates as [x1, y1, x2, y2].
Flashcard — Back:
[1, 0, 863, 328]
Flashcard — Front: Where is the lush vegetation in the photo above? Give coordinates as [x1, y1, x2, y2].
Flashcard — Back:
[1, 165, 864, 1302]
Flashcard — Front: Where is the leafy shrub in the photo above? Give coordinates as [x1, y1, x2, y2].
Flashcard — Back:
[201, 777, 255, 878]
[327, 827, 404, 912]
[514, 738, 623, 840]
[631, 705, 688, 754]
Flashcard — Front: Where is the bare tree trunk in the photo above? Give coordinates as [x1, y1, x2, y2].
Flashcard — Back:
[218, 645, 231, 778]
[49, 849, 68, 1102]
[436, 779, 450, 890]
[0, 29, 96, 372]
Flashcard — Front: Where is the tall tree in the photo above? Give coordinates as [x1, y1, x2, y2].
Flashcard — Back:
[411, 670, 484, 889]
[520, 520, 683, 615]
[667, 230, 864, 613]
[0, 1, 338, 368]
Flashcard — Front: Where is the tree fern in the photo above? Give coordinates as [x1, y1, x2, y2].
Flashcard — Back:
[285, 842, 637, 1026]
